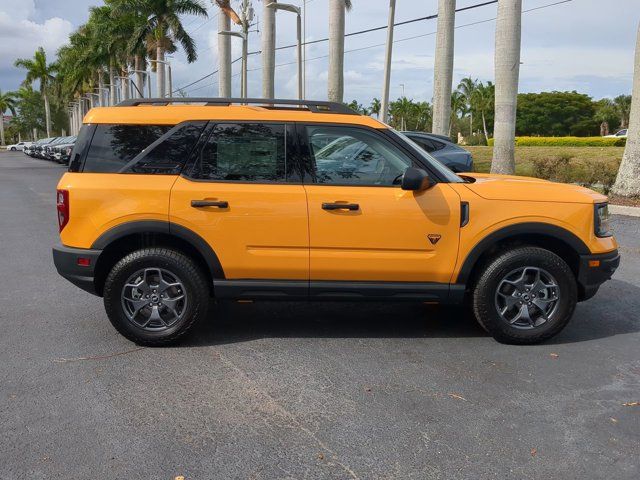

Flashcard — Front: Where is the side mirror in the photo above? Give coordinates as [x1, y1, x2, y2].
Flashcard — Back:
[401, 167, 433, 191]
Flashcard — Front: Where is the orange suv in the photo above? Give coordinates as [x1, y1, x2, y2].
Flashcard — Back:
[53, 98, 619, 346]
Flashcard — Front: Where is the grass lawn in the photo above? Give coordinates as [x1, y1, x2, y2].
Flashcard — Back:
[466, 146, 625, 176]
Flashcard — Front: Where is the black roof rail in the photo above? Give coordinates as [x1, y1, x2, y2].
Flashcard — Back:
[116, 97, 358, 115]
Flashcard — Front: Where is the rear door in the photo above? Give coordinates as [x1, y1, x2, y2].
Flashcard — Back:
[169, 122, 309, 281]
[300, 124, 461, 287]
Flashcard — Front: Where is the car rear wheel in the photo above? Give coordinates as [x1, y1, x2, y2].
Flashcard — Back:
[103, 248, 209, 346]
[471, 246, 577, 344]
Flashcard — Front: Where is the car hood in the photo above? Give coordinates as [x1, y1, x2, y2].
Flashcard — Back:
[458, 173, 607, 204]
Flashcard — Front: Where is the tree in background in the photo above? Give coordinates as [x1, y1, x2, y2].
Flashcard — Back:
[612, 23, 640, 197]
[473, 81, 495, 141]
[328, 0, 352, 103]
[457, 77, 477, 137]
[516, 91, 597, 136]
[130, 0, 208, 97]
[594, 98, 619, 136]
[450, 90, 466, 138]
[9, 86, 45, 140]
[0, 90, 17, 145]
[14, 47, 57, 138]
[370, 98, 381, 119]
[613, 94, 632, 129]
[432, 0, 456, 136]
[346, 100, 370, 115]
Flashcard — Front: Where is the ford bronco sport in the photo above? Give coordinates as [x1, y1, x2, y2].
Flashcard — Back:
[53, 98, 619, 346]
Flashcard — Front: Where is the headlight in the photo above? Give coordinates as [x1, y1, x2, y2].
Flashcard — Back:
[594, 203, 611, 237]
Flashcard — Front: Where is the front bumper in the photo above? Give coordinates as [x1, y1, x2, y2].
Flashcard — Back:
[577, 249, 620, 301]
[52, 244, 102, 295]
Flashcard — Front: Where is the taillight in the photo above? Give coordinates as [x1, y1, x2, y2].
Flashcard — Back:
[57, 189, 69, 232]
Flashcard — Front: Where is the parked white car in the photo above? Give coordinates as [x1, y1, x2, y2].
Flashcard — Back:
[5, 141, 32, 151]
[605, 129, 627, 138]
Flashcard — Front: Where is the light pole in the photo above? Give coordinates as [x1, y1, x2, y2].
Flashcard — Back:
[380, 0, 396, 123]
[94, 87, 109, 107]
[149, 60, 173, 98]
[267, 2, 302, 100]
[219, 30, 248, 98]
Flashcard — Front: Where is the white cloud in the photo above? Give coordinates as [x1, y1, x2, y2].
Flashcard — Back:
[0, 3, 73, 66]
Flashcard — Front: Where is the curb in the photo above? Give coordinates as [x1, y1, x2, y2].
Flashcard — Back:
[610, 204, 640, 217]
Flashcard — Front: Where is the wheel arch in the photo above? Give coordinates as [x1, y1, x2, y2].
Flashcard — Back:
[457, 222, 590, 287]
[92, 221, 224, 296]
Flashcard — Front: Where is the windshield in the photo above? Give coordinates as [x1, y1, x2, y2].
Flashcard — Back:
[388, 129, 464, 183]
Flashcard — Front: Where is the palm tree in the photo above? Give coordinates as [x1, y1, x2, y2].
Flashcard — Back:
[612, 23, 640, 197]
[594, 98, 617, 136]
[328, 0, 352, 103]
[457, 77, 477, 138]
[450, 90, 466, 137]
[370, 98, 381, 119]
[474, 81, 494, 142]
[613, 94, 632, 130]
[14, 47, 57, 137]
[432, 0, 456, 136]
[0, 90, 17, 145]
[130, 0, 208, 97]
[412, 101, 431, 131]
[491, 0, 522, 174]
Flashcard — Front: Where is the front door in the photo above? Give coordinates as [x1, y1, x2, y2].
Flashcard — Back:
[301, 124, 461, 285]
[170, 122, 308, 281]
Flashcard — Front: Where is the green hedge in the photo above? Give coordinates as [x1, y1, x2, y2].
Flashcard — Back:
[487, 136, 626, 147]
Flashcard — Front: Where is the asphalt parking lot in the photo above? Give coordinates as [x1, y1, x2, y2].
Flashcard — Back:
[0, 150, 638, 479]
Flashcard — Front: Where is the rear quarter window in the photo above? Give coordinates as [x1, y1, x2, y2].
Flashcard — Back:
[82, 124, 172, 173]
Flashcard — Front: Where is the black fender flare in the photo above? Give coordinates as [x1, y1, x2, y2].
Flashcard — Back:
[91, 220, 225, 279]
[456, 222, 590, 284]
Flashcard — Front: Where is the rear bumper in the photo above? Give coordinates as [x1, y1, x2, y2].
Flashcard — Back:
[577, 249, 620, 301]
[52, 244, 102, 295]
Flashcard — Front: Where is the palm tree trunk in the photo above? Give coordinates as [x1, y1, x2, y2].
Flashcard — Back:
[43, 91, 52, 137]
[98, 70, 105, 106]
[218, 14, 231, 97]
[0, 114, 5, 146]
[121, 67, 130, 100]
[432, 0, 456, 136]
[612, 23, 640, 197]
[135, 55, 145, 98]
[482, 111, 489, 142]
[491, 0, 522, 174]
[156, 46, 165, 97]
[262, 0, 276, 98]
[328, 0, 345, 103]
[109, 61, 117, 105]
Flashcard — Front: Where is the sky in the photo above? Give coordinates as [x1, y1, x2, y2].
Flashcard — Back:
[0, 0, 639, 105]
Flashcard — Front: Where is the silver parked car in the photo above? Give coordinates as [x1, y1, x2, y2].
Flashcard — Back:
[402, 131, 474, 172]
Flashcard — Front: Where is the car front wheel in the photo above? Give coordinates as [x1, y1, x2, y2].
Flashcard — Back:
[472, 246, 577, 344]
[103, 248, 209, 346]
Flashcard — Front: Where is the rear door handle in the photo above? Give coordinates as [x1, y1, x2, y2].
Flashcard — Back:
[191, 200, 229, 208]
[322, 202, 359, 211]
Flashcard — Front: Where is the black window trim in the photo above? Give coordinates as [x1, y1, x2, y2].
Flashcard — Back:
[296, 122, 448, 188]
[69, 124, 97, 172]
[180, 120, 303, 185]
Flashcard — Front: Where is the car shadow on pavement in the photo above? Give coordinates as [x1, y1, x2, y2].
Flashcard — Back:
[182, 301, 486, 347]
[180, 279, 640, 347]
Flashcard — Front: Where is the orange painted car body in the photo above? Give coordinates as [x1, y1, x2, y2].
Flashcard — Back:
[58, 104, 617, 287]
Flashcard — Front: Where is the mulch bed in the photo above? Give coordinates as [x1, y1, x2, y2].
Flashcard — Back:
[609, 195, 640, 207]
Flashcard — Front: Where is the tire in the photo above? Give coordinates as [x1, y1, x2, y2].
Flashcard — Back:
[10, 147, 16, 151]
[103, 248, 209, 346]
[471, 246, 577, 345]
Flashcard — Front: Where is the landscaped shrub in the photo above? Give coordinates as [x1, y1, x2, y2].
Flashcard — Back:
[487, 136, 626, 147]
[531, 156, 621, 194]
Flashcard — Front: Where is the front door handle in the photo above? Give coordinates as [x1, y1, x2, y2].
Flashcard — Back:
[322, 202, 359, 211]
[191, 200, 229, 208]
